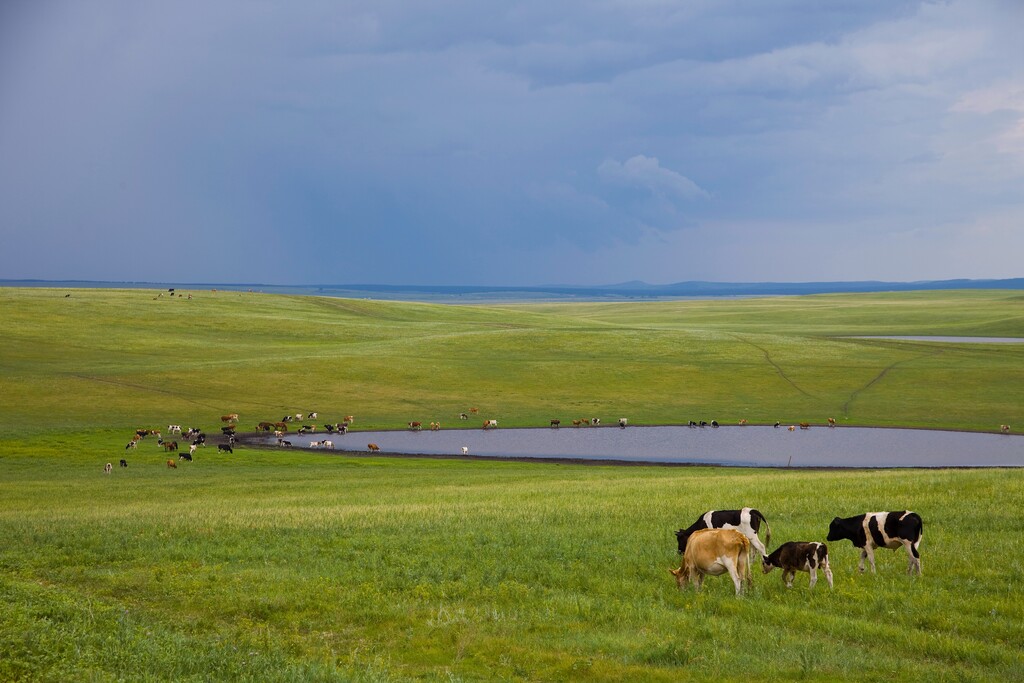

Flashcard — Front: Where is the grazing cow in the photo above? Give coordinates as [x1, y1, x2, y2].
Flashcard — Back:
[788, 425, 796, 431]
[408, 421, 422, 431]
[762, 542, 833, 589]
[827, 511, 923, 575]
[307, 412, 317, 419]
[166, 459, 177, 469]
[461, 446, 469, 455]
[675, 508, 772, 559]
[469, 408, 479, 414]
[221, 413, 238, 422]
[669, 528, 752, 595]
[325, 423, 335, 434]
[1001, 424, 1011, 433]
[572, 419, 584, 427]
[125, 440, 137, 450]
[431, 422, 441, 431]
[104, 462, 112, 474]
[550, 419, 561, 428]
[618, 418, 628, 428]
[699, 421, 707, 428]
[483, 419, 498, 429]
[688, 420, 697, 428]
[221, 426, 236, 435]
[193, 434, 206, 446]
[774, 422, 781, 428]
[711, 420, 719, 428]
[295, 413, 303, 420]
[343, 416, 354, 423]
[459, 413, 469, 420]
[168, 424, 182, 434]
[367, 443, 380, 452]
[278, 439, 292, 447]
[274, 430, 284, 438]
[257, 421, 275, 431]
[281, 415, 293, 422]
[827, 417, 837, 427]
[189, 444, 197, 455]
[337, 424, 348, 434]
[799, 422, 810, 430]
[179, 452, 193, 462]
[591, 418, 601, 426]
[322, 440, 334, 449]
[162, 441, 178, 452]
[119, 459, 127, 468]
[217, 444, 233, 454]
[738, 419, 748, 426]
[274, 422, 288, 431]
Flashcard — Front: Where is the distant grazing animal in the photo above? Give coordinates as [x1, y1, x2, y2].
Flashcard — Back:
[221, 414, 238, 422]
[827, 511, 923, 575]
[343, 416, 354, 423]
[774, 422, 781, 428]
[1001, 424, 1011, 433]
[408, 421, 422, 431]
[119, 459, 127, 468]
[189, 444, 197, 455]
[321, 440, 333, 449]
[221, 426, 236, 435]
[572, 419, 584, 427]
[104, 462, 112, 474]
[550, 419, 561, 428]
[273, 430, 284, 438]
[461, 446, 469, 455]
[676, 508, 772, 560]
[618, 418, 628, 428]
[430, 422, 440, 431]
[762, 542, 833, 589]
[799, 422, 810, 430]
[711, 420, 719, 428]
[468, 408, 479, 414]
[367, 443, 380, 452]
[483, 419, 498, 429]
[278, 439, 292, 447]
[307, 412, 317, 419]
[125, 440, 137, 450]
[699, 421, 707, 428]
[168, 424, 182, 434]
[162, 441, 178, 452]
[827, 417, 837, 427]
[192, 434, 206, 446]
[669, 528, 752, 595]
[274, 422, 288, 431]
[217, 444, 233, 454]
[788, 425, 796, 431]
[179, 452, 193, 462]
[738, 419, 748, 426]
[166, 459, 177, 469]
[688, 420, 697, 428]
[336, 424, 348, 434]
[591, 418, 600, 426]
[257, 421, 275, 431]
[459, 413, 468, 420]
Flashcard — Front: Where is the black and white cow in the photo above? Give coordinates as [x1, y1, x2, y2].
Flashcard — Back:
[676, 508, 772, 559]
[762, 541, 833, 589]
[827, 511, 923, 575]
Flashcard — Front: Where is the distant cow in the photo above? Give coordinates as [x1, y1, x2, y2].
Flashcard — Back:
[166, 459, 177, 469]
[119, 459, 128, 468]
[591, 418, 600, 426]
[827, 417, 837, 427]
[367, 443, 380, 452]
[738, 419, 748, 426]
[461, 446, 469, 455]
[676, 508, 771, 559]
[669, 528, 752, 595]
[217, 444, 233, 454]
[483, 419, 498, 429]
[162, 441, 178, 452]
[179, 452, 193, 462]
[408, 421, 422, 430]
[799, 422, 810, 430]
[221, 413, 239, 422]
[104, 462, 112, 474]
[550, 419, 561, 428]
[827, 511, 923, 575]
[618, 418, 628, 428]
[125, 440, 137, 450]
[1001, 424, 1011, 433]
[459, 413, 469, 420]
[762, 542, 833, 589]
[307, 412, 317, 419]
[688, 420, 697, 428]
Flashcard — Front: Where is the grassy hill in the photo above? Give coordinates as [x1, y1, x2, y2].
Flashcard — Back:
[1, 287, 1023, 681]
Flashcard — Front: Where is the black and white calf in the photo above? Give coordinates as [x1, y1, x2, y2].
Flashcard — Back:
[762, 541, 833, 589]
[827, 511, 923, 575]
[676, 508, 772, 559]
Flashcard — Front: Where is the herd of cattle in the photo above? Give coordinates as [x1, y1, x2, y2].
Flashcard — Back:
[671, 507, 924, 595]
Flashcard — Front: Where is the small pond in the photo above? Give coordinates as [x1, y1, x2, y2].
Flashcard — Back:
[252, 425, 1022, 468]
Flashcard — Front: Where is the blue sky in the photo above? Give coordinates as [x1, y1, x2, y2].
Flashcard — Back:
[1, 0, 1022, 285]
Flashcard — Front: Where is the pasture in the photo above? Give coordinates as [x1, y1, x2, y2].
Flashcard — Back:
[1, 287, 1023, 680]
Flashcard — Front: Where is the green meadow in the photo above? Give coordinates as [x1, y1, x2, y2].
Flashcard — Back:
[1, 287, 1023, 681]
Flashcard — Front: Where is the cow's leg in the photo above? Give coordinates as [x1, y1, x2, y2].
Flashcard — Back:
[904, 540, 922, 575]
[784, 569, 795, 588]
[863, 546, 877, 573]
[808, 566, 817, 589]
[722, 558, 743, 595]
[822, 559, 834, 589]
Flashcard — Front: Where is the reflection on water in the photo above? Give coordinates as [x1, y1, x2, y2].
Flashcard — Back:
[254, 425, 1022, 468]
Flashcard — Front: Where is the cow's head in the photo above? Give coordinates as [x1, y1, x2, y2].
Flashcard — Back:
[668, 566, 688, 588]
[674, 529, 691, 555]
[826, 517, 844, 542]
[761, 556, 778, 574]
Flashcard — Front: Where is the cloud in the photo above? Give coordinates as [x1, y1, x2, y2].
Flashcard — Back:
[597, 155, 709, 200]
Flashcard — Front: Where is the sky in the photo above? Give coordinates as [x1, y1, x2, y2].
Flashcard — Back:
[1, 0, 1022, 286]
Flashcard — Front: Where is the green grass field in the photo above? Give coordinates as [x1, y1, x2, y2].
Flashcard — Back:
[1, 287, 1023, 681]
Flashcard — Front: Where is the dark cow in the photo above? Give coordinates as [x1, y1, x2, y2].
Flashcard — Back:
[676, 508, 772, 559]
[119, 459, 128, 468]
[550, 419, 561, 428]
[162, 441, 178, 452]
[762, 542, 833, 589]
[217, 444, 233, 454]
[711, 420, 719, 428]
[179, 452, 193, 462]
[688, 420, 697, 428]
[827, 511, 923, 575]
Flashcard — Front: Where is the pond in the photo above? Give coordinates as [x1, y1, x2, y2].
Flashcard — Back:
[251, 425, 1022, 468]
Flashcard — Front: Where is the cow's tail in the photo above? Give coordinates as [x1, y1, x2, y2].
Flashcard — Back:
[753, 508, 772, 549]
[907, 511, 923, 558]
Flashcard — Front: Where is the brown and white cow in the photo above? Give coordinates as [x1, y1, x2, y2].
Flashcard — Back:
[1001, 424, 1011, 433]
[408, 421, 422, 431]
[762, 541, 833, 589]
[367, 443, 380, 452]
[669, 528, 752, 595]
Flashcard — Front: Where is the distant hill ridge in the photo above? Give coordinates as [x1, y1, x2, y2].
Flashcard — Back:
[3, 278, 1022, 301]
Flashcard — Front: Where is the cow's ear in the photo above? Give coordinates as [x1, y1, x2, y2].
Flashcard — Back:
[668, 568, 680, 576]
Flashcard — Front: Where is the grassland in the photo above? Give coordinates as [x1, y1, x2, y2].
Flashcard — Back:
[1, 286, 1023, 681]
